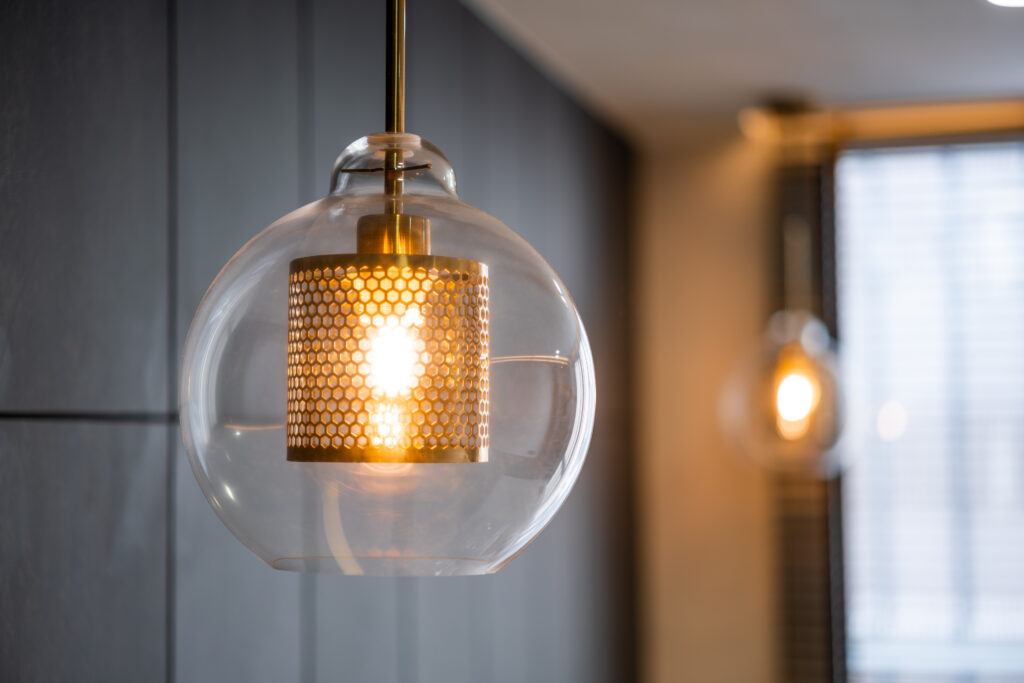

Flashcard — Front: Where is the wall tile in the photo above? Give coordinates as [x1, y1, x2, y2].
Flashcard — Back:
[311, 0, 381, 197]
[406, 0, 468, 175]
[313, 576, 404, 683]
[0, 420, 168, 682]
[173, 5, 307, 673]
[0, 0, 169, 413]
[174, 442, 302, 682]
[175, 0, 302, 356]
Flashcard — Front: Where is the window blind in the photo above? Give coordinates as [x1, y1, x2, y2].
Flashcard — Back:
[837, 140, 1024, 682]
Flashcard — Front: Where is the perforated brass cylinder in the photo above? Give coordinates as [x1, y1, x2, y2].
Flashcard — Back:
[286, 254, 490, 463]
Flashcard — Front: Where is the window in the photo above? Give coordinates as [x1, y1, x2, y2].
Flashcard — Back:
[837, 140, 1024, 681]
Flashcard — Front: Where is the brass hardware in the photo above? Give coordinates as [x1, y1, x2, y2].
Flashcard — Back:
[286, 254, 490, 463]
[383, 0, 408, 218]
[386, 0, 405, 135]
[356, 213, 430, 254]
[287, 444, 482, 464]
[339, 163, 431, 174]
[376, 0, 429, 254]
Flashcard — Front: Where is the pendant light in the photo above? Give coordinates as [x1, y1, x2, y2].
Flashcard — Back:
[720, 111, 843, 475]
[179, 0, 596, 575]
[721, 309, 841, 475]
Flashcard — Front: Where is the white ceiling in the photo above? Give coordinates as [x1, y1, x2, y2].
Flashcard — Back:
[466, 0, 1024, 146]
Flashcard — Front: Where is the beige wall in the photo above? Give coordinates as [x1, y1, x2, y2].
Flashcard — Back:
[635, 131, 779, 683]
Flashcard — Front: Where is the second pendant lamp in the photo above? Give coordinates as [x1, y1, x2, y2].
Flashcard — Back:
[179, 0, 596, 575]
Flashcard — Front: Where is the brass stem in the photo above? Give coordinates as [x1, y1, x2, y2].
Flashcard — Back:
[384, 0, 406, 216]
[385, 0, 406, 135]
[361, 0, 431, 256]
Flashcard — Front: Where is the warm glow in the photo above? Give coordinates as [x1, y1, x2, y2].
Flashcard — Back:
[774, 365, 821, 440]
[366, 307, 423, 397]
[366, 307, 424, 447]
[369, 400, 409, 448]
[286, 258, 489, 461]
[777, 373, 815, 422]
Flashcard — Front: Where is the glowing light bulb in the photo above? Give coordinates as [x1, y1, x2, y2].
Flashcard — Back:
[777, 372, 816, 422]
[366, 307, 423, 397]
[774, 364, 821, 441]
[720, 311, 842, 476]
[364, 307, 424, 448]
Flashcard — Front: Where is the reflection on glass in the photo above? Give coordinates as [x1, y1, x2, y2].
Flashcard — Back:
[875, 400, 908, 443]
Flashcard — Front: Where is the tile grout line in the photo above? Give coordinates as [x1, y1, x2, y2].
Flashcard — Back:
[165, 0, 180, 679]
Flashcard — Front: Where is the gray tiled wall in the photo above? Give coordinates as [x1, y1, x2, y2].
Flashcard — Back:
[0, 0, 169, 414]
[0, 421, 169, 682]
[0, 1, 635, 681]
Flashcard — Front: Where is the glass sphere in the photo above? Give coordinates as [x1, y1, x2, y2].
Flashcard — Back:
[180, 133, 596, 575]
[720, 310, 843, 477]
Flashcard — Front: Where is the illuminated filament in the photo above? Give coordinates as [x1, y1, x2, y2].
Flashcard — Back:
[366, 308, 423, 397]
[366, 308, 424, 447]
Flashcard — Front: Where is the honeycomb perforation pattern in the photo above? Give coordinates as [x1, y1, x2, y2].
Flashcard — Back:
[287, 254, 489, 462]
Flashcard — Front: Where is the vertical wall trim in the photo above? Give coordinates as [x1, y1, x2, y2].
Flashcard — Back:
[819, 152, 849, 683]
[164, 0, 179, 680]
[621, 149, 641, 683]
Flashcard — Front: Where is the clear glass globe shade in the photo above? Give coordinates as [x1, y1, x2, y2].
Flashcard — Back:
[180, 133, 596, 575]
[720, 310, 843, 477]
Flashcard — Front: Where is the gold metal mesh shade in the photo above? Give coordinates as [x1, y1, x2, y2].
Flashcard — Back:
[286, 254, 490, 463]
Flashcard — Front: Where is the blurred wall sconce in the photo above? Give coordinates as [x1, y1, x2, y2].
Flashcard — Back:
[178, 0, 596, 575]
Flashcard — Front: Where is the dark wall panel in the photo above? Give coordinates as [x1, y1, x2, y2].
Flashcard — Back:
[313, 578, 404, 683]
[407, 0, 469, 179]
[0, 421, 168, 682]
[0, 0, 169, 413]
[174, 447, 302, 682]
[174, 0, 302, 351]
[310, 0, 382, 197]
[172, 1, 304, 678]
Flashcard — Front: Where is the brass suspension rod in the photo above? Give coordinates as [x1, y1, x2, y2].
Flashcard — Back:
[386, 0, 406, 134]
[384, 0, 407, 208]
[360, 0, 429, 255]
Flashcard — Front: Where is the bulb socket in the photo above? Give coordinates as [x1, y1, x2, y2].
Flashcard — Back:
[357, 213, 430, 255]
